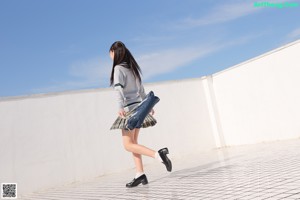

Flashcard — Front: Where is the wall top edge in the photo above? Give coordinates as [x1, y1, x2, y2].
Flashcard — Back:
[0, 77, 207, 102]
[212, 39, 300, 78]
[0, 87, 110, 102]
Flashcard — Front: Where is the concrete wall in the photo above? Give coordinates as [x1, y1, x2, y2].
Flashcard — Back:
[212, 40, 300, 146]
[1, 39, 299, 196]
[0, 79, 216, 196]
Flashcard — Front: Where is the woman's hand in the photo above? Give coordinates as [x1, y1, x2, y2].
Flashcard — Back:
[118, 109, 126, 118]
[150, 108, 155, 115]
[119, 108, 154, 117]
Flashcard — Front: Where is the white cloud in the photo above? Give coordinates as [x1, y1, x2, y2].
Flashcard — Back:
[137, 32, 269, 80]
[137, 44, 219, 80]
[30, 32, 265, 94]
[279, 27, 300, 45]
[175, 1, 261, 29]
[30, 57, 112, 94]
[29, 44, 219, 94]
[287, 27, 300, 40]
[68, 57, 111, 85]
[29, 79, 100, 94]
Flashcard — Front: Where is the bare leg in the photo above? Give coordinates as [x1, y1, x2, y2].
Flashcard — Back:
[132, 129, 144, 173]
[122, 129, 155, 158]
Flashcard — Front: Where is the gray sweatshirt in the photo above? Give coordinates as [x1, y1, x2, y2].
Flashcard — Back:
[113, 63, 147, 110]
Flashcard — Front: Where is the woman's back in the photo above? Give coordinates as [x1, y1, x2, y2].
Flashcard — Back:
[113, 63, 146, 110]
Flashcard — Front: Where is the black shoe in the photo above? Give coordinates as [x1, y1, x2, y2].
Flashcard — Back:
[158, 148, 172, 172]
[126, 174, 148, 188]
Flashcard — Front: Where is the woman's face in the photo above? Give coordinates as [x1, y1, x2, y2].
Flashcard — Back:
[109, 50, 114, 60]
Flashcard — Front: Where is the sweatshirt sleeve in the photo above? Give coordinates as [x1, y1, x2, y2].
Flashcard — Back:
[139, 82, 147, 100]
[113, 66, 126, 109]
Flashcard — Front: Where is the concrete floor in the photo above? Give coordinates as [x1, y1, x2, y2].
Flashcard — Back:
[19, 138, 300, 200]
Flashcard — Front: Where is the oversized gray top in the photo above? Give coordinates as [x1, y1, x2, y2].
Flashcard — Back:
[113, 63, 147, 110]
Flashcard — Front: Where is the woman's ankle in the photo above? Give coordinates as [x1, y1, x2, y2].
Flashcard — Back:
[135, 171, 145, 178]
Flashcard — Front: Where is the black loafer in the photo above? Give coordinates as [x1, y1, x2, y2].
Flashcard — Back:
[126, 174, 148, 188]
[158, 148, 172, 172]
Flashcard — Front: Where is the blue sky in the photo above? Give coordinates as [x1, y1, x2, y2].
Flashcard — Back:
[0, 0, 300, 97]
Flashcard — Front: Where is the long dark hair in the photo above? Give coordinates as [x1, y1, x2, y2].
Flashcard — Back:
[109, 41, 142, 86]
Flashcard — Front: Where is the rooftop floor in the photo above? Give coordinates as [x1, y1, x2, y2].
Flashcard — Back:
[19, 138, 300, 200]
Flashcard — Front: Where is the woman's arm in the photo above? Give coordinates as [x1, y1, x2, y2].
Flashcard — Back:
[113, 66, 126, 117]
[139, 83, 147, 100]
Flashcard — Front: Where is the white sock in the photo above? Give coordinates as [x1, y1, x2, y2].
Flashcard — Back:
[135, 172, 144, 179]
[155, 152, 163, 162]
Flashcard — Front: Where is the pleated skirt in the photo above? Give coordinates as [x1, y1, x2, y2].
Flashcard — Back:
[110, 103, 157, 131]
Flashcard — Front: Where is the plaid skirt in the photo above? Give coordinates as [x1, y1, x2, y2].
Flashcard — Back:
[110, 103, 157, 130]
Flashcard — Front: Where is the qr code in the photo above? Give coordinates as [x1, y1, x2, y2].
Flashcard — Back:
[1, 183, 17, 199]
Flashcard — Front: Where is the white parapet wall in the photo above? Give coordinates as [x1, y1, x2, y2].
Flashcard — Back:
[0, 39, 299, 196]
[212, 39, 300, 146]
[0, 78, 216, 196]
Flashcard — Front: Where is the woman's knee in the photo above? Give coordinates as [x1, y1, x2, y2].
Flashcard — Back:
[123, 141, 133, 152]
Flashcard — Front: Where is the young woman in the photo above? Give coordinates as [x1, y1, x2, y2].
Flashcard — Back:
[109, 41, 172, 188]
